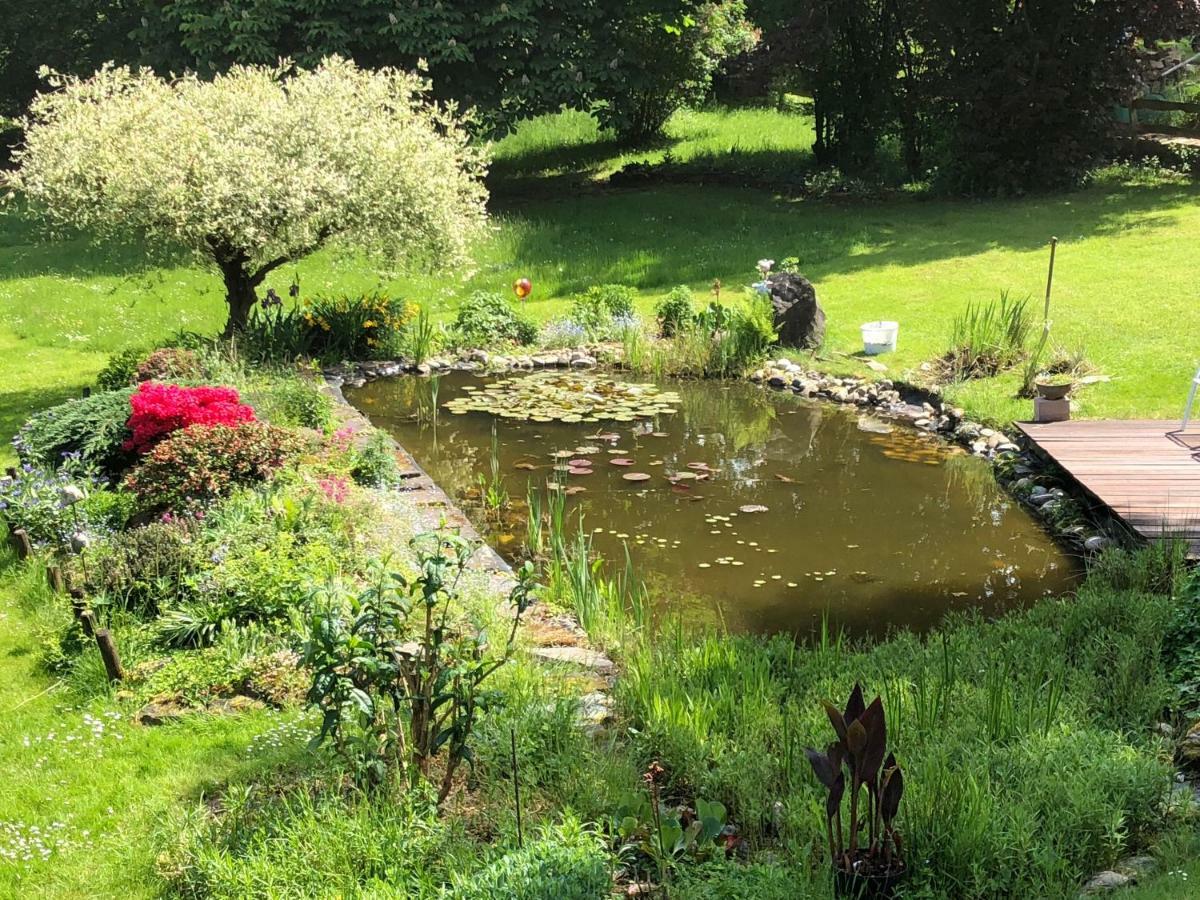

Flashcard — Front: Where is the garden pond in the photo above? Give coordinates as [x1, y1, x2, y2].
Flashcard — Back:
[347, 372, 1077, 636]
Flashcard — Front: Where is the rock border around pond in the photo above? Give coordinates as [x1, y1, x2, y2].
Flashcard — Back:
[327, 349, 1120, 557]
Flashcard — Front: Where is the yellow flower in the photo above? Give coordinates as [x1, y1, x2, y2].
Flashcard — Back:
[363, 319, 377, 328]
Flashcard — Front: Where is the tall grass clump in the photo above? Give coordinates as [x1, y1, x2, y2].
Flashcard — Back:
[942, 290, 1033, 380]
[614, 546, 1185, 898]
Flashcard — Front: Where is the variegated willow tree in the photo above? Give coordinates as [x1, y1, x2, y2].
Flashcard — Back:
[3, 58, 489, 335]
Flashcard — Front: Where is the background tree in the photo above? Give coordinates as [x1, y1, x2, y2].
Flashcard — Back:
[0, 0, 139, 164]
[132, 0, 753, 140]
[593, 1, 758, 141]
[3, 58, 489, 334]
[927, 0, 1200, 193]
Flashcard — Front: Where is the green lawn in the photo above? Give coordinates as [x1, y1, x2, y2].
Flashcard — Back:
[4, 106, 1200, 443]
[0, 550, 309, 899]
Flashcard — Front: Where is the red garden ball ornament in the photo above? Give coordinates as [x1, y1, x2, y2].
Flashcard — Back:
[513, 277, 532, 301]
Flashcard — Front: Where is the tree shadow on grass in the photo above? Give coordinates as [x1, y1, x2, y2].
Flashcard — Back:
[0, 205, 194, 281]
[0, 382, 89, 453]
[497, 178, 1200, 295]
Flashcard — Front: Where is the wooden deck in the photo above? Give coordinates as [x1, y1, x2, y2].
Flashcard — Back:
[1015, 420, 1200, 554]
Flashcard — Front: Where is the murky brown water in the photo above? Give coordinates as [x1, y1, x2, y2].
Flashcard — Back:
[347, 373, 1077, 637]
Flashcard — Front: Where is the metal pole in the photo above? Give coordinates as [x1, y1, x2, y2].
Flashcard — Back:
[1182, 365, 1200, 432]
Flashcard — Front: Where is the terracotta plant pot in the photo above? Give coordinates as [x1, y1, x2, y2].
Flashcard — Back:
[1035, 381, 1072, 401]
[833, 860, 907, 899]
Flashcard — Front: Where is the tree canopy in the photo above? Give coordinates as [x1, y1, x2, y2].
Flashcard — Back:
[3, 58, 489, 333]
[133, 0, 754, 139]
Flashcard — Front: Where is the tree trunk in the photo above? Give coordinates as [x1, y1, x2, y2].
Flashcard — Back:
[207, 238, 260, 337]
[218, 257, 258, 338]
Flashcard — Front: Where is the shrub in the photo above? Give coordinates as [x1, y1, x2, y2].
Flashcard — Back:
[451, 291, 538, 348]
[83, 519, 203, 616]
[301, 292, 417, 360]
[241, 372, 335, 433]
[349, 429, 402, 488]
[124, 382, 256, 454]
[135, 347, 203, 383]
[303, 533, 538, 796]
[95, 347, 149, 391]
[123, 422, 294, 513]
[15, 387, 136, 473]
[450, 819, 611, 900]
[568, 284, 638, 340]
[656, 285, 697, 337]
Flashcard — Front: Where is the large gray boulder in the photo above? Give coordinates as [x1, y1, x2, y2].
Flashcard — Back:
[766, 272, 825, 349]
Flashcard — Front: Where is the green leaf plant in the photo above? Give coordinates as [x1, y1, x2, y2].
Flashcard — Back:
[302, 528, 540, 805]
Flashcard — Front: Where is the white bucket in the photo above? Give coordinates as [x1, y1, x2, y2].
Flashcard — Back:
[861, 321, 898, 355]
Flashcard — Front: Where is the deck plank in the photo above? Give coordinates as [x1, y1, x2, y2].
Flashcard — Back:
[1015, 420, 1200, 555]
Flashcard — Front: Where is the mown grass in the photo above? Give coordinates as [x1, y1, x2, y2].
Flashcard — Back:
[4, 109, 1199, 441]
[490, 104, 817, 185]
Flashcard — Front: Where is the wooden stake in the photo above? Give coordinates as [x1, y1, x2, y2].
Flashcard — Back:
[95, 628, 124, 682]
[47, 565, 65, 595]
[9, 528, 32, 560]
[69, 588, 94, 637]
[1043, 236, 1058, 321]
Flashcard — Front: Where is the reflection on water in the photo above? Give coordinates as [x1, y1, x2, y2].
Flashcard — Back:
[347, 373, 1078, 637]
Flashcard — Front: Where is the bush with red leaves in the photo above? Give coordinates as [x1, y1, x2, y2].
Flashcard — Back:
[124, 382, 256, 454]
[123, 422, 296, 513]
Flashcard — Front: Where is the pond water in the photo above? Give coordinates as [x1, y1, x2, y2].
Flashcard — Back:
[347, 373, 1077, 637]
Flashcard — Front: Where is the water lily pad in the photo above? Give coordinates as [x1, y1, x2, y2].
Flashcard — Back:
[739, 504, 769, 514]
[686, 462, 713, 472]
[610, 458, 635, 467]
[568, 459, 592, 468]
[623, 472, 652, 482]
[442, 373, 680, 424]
[564, 486, 586, 496]
[514, 462, 538, 471]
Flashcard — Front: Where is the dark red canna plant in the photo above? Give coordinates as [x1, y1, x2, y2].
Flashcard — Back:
[805, 683, 906, 898]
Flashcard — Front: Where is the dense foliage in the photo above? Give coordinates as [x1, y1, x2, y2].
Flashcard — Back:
[16, 387, 136, 473]
[753, 0, 1200, 190]
[450, 291, 538, 348]
[123, 422, 295, 513]
[4, 59, 489, 333]
[132, 0, 754, 140]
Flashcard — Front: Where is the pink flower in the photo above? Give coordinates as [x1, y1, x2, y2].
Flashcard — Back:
[317, 475, 350, 505]
[124, 382, 256, 453]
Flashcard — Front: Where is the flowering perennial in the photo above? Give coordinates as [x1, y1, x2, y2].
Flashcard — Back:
[124, 382, 256, 454]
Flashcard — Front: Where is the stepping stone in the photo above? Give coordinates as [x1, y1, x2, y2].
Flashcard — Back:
[532, 646, 615, 673]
